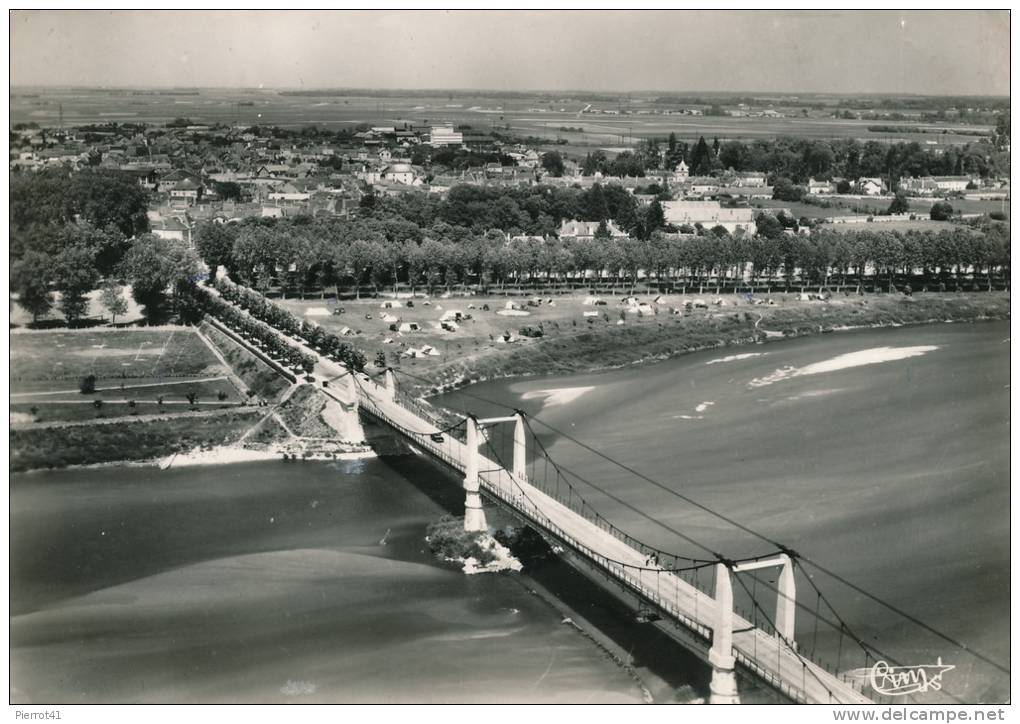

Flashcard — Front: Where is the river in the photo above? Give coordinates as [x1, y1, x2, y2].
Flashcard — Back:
[10, 455, 650, 704]
[11, 321, 1010, 703]
[438, 321, 1010, 703]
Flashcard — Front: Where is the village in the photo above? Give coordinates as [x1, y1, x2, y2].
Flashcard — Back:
[9, 112, 1010, 248]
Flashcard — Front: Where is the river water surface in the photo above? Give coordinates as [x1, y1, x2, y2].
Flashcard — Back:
[439, 321, 1010, 703]
[11, 322, 1010, 703]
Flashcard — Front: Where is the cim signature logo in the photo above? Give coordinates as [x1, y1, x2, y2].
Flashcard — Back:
[868, 658, 955, 696]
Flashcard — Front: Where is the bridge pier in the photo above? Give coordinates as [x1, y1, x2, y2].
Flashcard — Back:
[775, 554, 796, 646]
[709, 562, 741, 705]
[512, 411, 527, 482]
[463, 416, 488, 532]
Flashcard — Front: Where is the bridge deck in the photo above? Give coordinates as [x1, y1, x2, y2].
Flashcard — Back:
[208, 288, 872, 705]
[354, 379, 872, 705]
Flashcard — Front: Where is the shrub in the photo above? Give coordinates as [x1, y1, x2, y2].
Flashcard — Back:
[426, 515, 497, 565]
[930, 201, 954, 221]
[79, 374, 97, 394]
[989, 211, 1007, 221]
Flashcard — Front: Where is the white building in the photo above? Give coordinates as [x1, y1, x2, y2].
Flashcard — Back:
[429, 126, 464, 147]
[558, 219, 629, 239]
[662, 200, 756, 235]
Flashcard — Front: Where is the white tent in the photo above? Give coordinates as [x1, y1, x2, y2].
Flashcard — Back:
[398, 322, 421, 333]
[381, 313, 399, 323]
[380, 300, 399, 309]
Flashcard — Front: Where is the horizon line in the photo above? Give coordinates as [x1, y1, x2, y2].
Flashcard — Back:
[9, 84, 1010, 100]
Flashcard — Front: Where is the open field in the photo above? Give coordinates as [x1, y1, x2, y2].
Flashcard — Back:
[11, 87, 993, 145]
[824, 220, 959, 233]
[275, 291, 1010, 392]
[10, 328, 227, 382]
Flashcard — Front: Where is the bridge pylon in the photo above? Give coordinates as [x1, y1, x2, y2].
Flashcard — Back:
[709, 562, 741, 704]
[512, 410, 527, 482]
[463, 416, 488, 532]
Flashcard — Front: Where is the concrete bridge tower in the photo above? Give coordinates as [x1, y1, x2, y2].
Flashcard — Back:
[709, 562, 741, 704]
[462, 416, 488, 532]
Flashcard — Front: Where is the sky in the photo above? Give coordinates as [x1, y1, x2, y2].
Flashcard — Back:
[9, 10, 1011, 96]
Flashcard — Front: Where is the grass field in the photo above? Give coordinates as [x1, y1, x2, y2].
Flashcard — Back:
[198, 321, 292, 402]
[9, 410, 262, 472]
[10, 328, 226, 382]
[10, 328, 245, 426]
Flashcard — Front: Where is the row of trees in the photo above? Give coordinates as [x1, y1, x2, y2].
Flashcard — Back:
[195, 216, 1009, 297]
[12, 230, 202, 325]
[579, 134, 1008, 185]
[209, 277, 366, 371]
[183, 284, 318, 374]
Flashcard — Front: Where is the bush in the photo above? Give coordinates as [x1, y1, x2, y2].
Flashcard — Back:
[930, 201, 954, 221]
[426, 515, 497, 565]
[79, 375, 97, 394]
[989, 211, 1007, 221]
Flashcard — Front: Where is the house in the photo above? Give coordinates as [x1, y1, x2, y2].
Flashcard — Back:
[898, 176, 940, 196]
[672, 160, 690, 181]
[151, 215, 191, 243]
[169, 177, 204, 205]
[857, 178, 885, 196]
[381, 163, 419, 185]
[662, 200, 756, 235]
[733, 172, 768, 187]
[808, 178, 835, 195]
[558, 219, 629, 239]
[932, 176, 974, 193]
[687, 177, 719, 197]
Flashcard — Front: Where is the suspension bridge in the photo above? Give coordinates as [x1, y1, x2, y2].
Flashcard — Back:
[202, 284, 1010, 706]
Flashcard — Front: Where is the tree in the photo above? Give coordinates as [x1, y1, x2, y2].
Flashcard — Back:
[53, 244, 100, 324]
[755, 212, 785, 240]
[541, 151, 565, 177]
[593, 220, 611, 240]
[644, 199, 666, 238]
[12, 251, 53, 323]
[930, 201, 954, 221]
[195, 222, 239, 274]
[773, 177, 805, 202]
[119, 234, 201, 323]
[888, 192, 910, 215]
[690, 136, 714, 175]
[100, 280, 129, 324]
[80, 375, 97, 394]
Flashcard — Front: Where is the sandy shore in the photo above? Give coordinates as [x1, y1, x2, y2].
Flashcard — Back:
[162, 445, 377, 468]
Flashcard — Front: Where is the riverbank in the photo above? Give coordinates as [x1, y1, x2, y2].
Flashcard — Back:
[381, 292, 1009, 395]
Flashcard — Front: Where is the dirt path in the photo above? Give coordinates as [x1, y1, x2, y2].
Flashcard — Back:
[10, 407, 254, 431]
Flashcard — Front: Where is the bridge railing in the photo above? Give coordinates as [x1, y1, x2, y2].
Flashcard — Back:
[356, 380, 886, 704]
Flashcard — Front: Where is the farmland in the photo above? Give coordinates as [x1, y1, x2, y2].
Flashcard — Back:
[11, 87, 995, 146]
